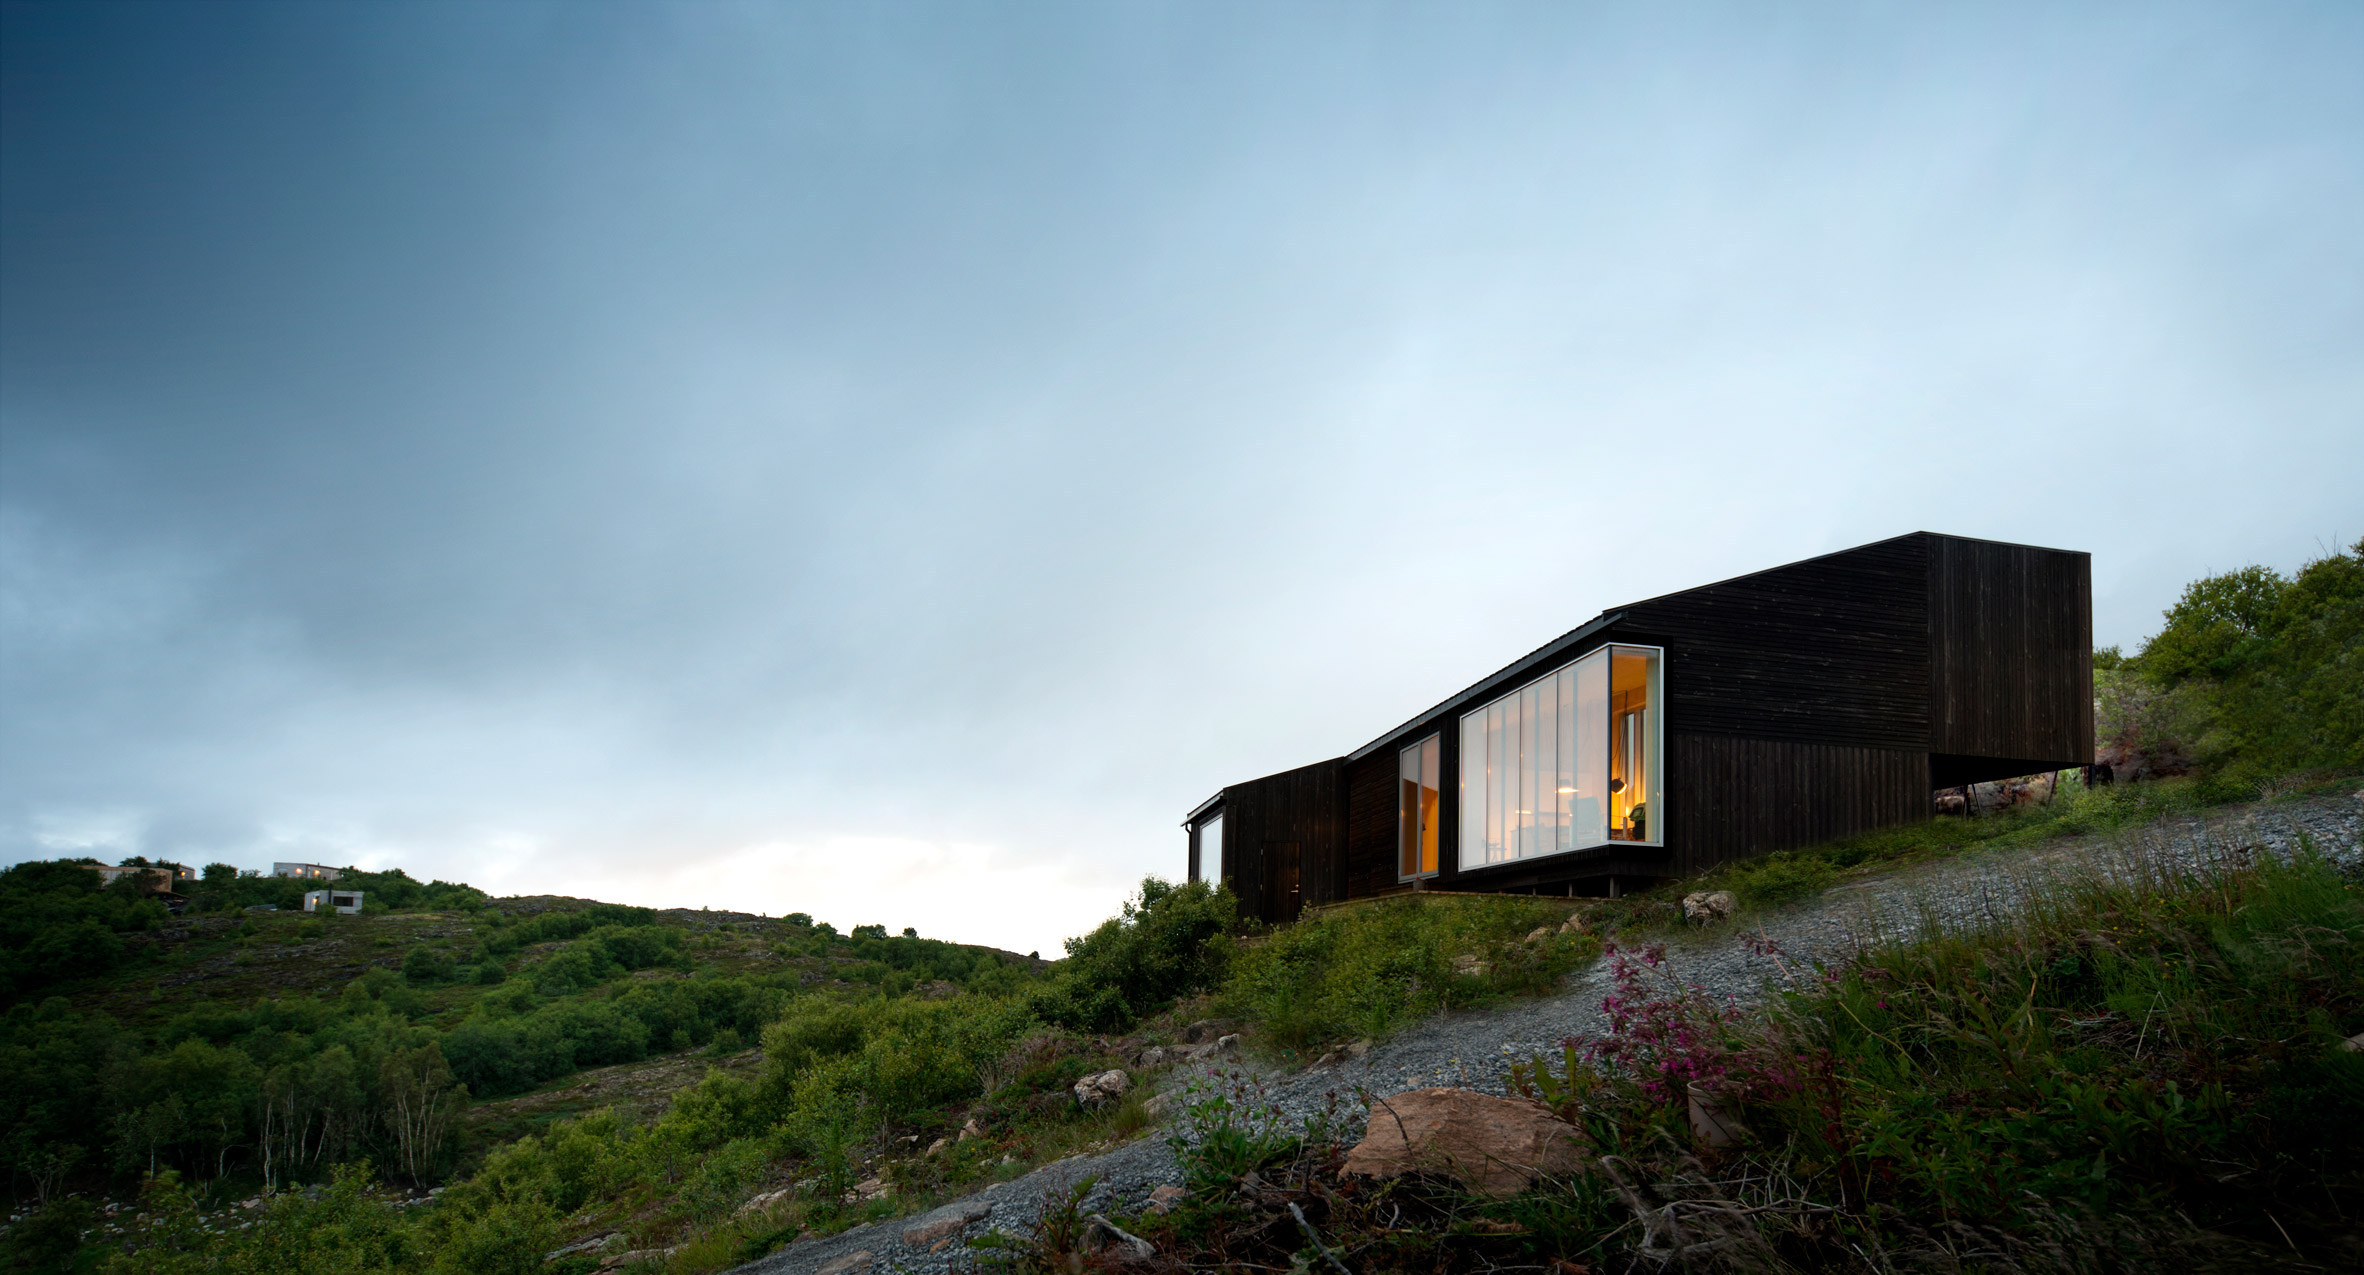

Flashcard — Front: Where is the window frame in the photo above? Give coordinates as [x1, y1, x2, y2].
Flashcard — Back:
[1397, 733, 1442, 882]
[1456, 642, 1665, 866]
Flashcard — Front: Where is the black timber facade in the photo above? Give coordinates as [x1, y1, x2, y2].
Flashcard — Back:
[1187, 532, 2092, 922]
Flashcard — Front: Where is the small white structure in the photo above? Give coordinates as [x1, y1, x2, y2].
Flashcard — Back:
[274, 862, 344, 881]
[303, 889, 364, 915]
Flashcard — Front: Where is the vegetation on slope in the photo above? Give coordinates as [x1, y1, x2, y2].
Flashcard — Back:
[2, 543, 2356, 1273]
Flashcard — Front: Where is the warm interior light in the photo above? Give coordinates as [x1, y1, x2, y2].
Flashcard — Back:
[1557, 786, 1576, 794]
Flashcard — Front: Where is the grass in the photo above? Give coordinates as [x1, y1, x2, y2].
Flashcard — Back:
[1010, 824, 2364, 1273]
[1215, 892, 1602, 1056]
[1578, 770, 2358, 934]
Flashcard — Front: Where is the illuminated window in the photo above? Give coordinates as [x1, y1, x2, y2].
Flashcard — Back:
[1398, 734, 1441, 879]
[1459, 644, 1662, 864]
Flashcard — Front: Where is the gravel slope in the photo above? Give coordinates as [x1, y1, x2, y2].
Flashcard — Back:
[731, 791, 2363, 1275]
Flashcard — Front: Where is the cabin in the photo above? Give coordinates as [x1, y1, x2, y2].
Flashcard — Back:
[303, 888, 365, 915]
[1184, 532, 2092, 924]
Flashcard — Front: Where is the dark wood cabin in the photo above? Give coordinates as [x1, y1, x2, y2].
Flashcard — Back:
[1185, 532, 2091, 925]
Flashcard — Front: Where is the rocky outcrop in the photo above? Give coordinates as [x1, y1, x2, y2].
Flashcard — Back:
[1341, 1087, 1585, 1198]
[1073, 1069, 1131, 1108]
[1681, 890, 1737, 924]
[898, 1198, 992, 1247]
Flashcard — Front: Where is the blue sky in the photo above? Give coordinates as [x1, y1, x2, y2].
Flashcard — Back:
[4, 2, 2359, 953]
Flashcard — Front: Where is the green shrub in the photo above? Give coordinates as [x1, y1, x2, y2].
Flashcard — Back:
[1038, 877, 1239, 1031]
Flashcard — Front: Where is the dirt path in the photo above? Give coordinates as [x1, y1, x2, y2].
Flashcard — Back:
[732, 790, 2363, 1275]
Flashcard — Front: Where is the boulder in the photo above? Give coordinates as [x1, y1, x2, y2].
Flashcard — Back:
[1082, 1213, 1156, 1260]
[1450, 953, 1490, 977]
[900, 1198, 992, 1247]
[1142, 1184, 1187, 1215]
[2342, 1031, 2364, 1053]
[1183, 1034, 1239, 1062]
[1179, 1018, 1240, 1044]
[544, 1231, 619, 1260]
[735, 1188, 792, 1216]
[1559, 914, 1587, 935]
[1342, 1087, 1586, 1198]
[958, 1117, 984, 1141]
[814, 1252, 874, 1275]
[925, 1137, 949, 1156]
[1142, 1091, 1177, 1118]
[1074, 1069, 1131, 1107]
[1526, 926, 1554, 944]
[1681, 891, 1737, 924]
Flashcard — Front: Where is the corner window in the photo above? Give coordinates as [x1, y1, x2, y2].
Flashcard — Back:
[1197, 814, 1223, 874]
[1398, 734, 1441, 879]
[1459, 644, 1662, 864]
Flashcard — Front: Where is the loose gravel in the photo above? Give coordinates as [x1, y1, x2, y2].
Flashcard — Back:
[730, 790, 2364, 1275]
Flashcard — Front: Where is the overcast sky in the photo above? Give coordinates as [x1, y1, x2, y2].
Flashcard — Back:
[3, 2, 2358, 954]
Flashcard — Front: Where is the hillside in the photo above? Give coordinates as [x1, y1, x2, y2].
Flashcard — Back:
[1, 542, 2357, 1274]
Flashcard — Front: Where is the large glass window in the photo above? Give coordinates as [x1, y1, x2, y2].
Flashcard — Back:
[1459, 644, 1661, 864]
[1398, 734, 1441, 878]
[1197, 814, 1223, 875]
[1609, 646, 1661, 841]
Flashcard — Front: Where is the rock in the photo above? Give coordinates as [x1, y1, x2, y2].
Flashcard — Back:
[851, 1176, 890, 1199]
[1526, 926, 1554, 944]
[900, 1198, 992, 1247]
[1082, 1213, 1156, 1260]
[814, 1252, 875, 1275]
[1073, 1068, 1131, 1107]
[1179, 1018, 1240, 1044]
[599, 1250, 672, 1270]
[1681, 891, 1737, 924]
[1143, 1184, 1187, 1215]
[1686, 1082, 1750, 1148]
[1451, 953, 1490, 977]
[1559, 915, 1586, 935]
[1183, 1034, 1239, 1062]
[1142, 1091, 1176, 1118]
[735, 1188, 792, 1216]
[958, 1117, 984, 1141]
[1345, 1038, 1373, 1059]
[925, 1137, 950, 1156]
[545, 1231, 619, 1260]
[1341, 1087, 1586, 1198]
[1134, 1045, 1168, 1067]
[2342, 1031, 2364, 1053]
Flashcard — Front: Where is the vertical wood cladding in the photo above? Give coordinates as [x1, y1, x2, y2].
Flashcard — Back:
[1216, 759, 1345, 924]
[1928, 537, 2093, 767]
[1667, 734, 1928, 876]
[1344, 752, 1402, 901]
[1614, 535, 1932, 751]
[1200, 532, 2092, 904]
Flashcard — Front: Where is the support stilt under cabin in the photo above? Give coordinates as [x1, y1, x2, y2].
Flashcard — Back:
[1184, 531, 2093, 926]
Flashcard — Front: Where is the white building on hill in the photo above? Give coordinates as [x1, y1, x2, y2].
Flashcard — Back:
[273, 862, 344, 881]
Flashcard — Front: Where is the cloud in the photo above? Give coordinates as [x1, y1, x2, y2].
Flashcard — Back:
[2, 2, 2359, 949]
